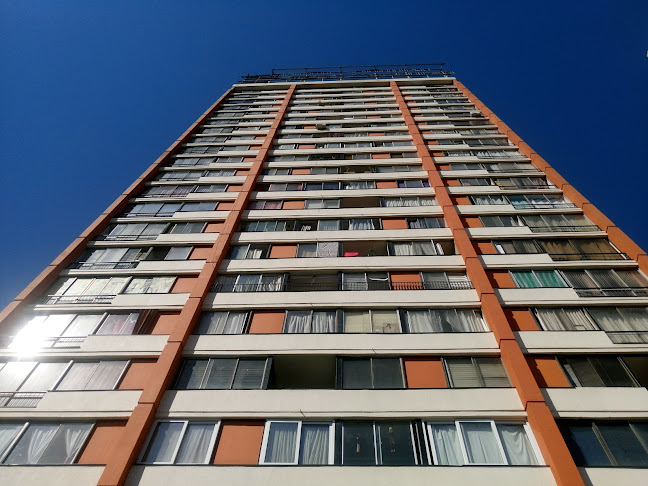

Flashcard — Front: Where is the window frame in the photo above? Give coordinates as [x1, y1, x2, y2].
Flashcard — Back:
[341, 420, 419, 466]
[259, 420, 335, 465]
[138, 420, 221, 465]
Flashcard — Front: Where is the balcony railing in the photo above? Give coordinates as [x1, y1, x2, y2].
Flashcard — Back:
[69, 261, 140, 270]
[211, 280, 473, 293]
[0, 392, 45, 408]
[606, 331, 648, 344]
[96, 234, 160, 241]
[527, 225, 600, 233]
[572, 287, 648, 298]
[547, 252, 628, 262]
[496, 184, 554, 190]
[511, 202, 576, 209]
[0, 335, 85, 349]
[44, 294, 117, 305]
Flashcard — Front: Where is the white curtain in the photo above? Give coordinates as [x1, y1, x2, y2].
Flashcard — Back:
[299, 424, 329, 464]
[460, 422, 504, 464]
[312, 311, 336, 333]
[265, 422, 298, 463]
[143, 422, 184, 463]
[148, 276, 175, 293]
[392, 242, 414, 256]
[62, 314, 103, 336]
[430, 424, 464, 465]
[175, 423, 215, 464]
[56, 362, 97, 390]
[62, 424, 92, 463]
[85, 361, 128, 390]
[285, 311, 311, 333]
[318, 220, 340, 231]
[349, 219, 374, 231]
[26, 425, 58, 464]
[224, 312, 247, 334]
[198, 312, 227, 334]
[19, 362, 68, 392]
[405, 310, 435, 333]
[497, 424, 537, 465]
[413, 241, 438, 256]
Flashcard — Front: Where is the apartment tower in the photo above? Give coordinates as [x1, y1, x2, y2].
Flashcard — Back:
[1, 64, 647, 486]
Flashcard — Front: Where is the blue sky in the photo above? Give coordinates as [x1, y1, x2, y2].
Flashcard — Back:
[1, 0, 647, 308]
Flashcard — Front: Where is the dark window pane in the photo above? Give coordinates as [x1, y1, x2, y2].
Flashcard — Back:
[562, 424, 611, 466]
[372, 359, 404, 389]
[204, 359, 237, 389]
[591, 357, 636, 387]
[343, 422, 375, 465]
[232, 359, 266, 389]
[565, 358, 605, 387]
[378, 422, 416, 465]
[342, 359, 372, 389]
[175, 360, 208, 389]
[598, 423, 648, 467]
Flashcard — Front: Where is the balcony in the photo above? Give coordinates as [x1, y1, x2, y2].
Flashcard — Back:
[547, 252, 628, 262]
[527, 224, 600, 233]
[43, 294, 117, 305]
[572, 287, 648, 298]
[211, 279, 473, 293]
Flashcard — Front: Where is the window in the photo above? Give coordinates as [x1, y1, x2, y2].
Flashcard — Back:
[508, 194, 571, 209]
[444, 358, 510, 387]
[493, 240, 542, 255]
[175, 358, 271, 390]
[0, 422, 93, 464]
[533, 308, 597, 331]
[536, 239, 623, 261]
[304, 199, 340, 209]
[139, 420, 220, 464]
[124, 276, 176, 294]
[560, 421, 648, 467]
[283, 310, 337, 333]
[561, 356, 638, 387]
[470, 195, 508, 205]
[343, 309, 401, 333]
[407, 217, 445, 229]
[249, 200, 283, 210]
[229, 244, 270, 259]
[166, 222, 206, 234]
[342, 421, 418, 465]
[403, 309, 487, 333]
[296, 242, 340, 258]
[479, 215, 522, 227]
[389, 240, 441, 256]
[196, 311, 248, 334]
[56, 361, 128, 391]
[522, 214, 595, 232]
[100, 223, 169, 241]
[340, 358, 404, 389]
[260, 421, 334, 465]
[342, 272, 390, 291]
[212, 274, 285, 292]
[510, 270, 567, 288]
[588, 307, 648, 343]
[75, 246, 192, 268]
[397, 180, 429, 188]
[427, 421, 538, 466]
[381, 197, 436, 207]
[46, 277, 131, 304]
[561, 269, 648, 297]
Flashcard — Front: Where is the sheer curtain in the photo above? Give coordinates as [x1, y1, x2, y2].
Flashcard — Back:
[392, 242, 414, 256]
[175, 423, 216, 464]
[371, 310, 400, 333]
[85, 361, 128, 390]
[197, 312, 227, 334]
[224, 312, 247, 334]
[299, 424, 329, 464]
[405, 310, 436, 333]
[264, 422, 298, 463]
[312, 311, 336, 333]
[317, 242, 339, 258]
[460, 422, 504, 464]
[4, 424, 58, 464]
[413, 241, 438, 256]
[143, 422, 184, 463]
[56, 362, 97, 390]
[285, 311, 311, 333]
[497, 424, 537, 465]
[62, 424, 92, 463]
[429, 424, 464, 465]
[349, 219, 374, 231]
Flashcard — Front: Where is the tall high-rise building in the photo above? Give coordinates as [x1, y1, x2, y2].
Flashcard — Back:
[1, 64, 647, 486]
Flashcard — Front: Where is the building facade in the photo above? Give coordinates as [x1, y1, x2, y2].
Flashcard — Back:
[1, 65, 647, 486]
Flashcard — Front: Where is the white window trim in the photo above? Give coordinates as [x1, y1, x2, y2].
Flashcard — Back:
[138, 420, 220, 465]
[259, 420, 334, 465]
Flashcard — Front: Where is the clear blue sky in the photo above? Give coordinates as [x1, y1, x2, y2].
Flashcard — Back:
[1, 0, 647, 308]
